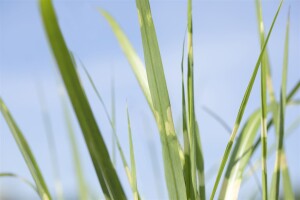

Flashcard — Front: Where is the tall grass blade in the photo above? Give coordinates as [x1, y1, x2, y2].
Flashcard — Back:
[126, 107, 139, 200]
[0, 172, 38, 195]
[135, 0, 187, 199]
[187, 0, 205, 198]
[36, 83, 64, 200]
[61, 97, 88, 200]
[219, 109, 262, 200]
[99, 10, 154, 113]
[181, 30, 194, 200]
[210, 1, 283, 199]
[78, 60, 140, 198]
[111, 75, 117, 166]
[270, 9, 294, 200]
[39, 0, 126, 198]
[0, 98, 51, 200]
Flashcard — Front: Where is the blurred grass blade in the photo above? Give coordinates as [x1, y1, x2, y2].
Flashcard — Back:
[111, 75, 117, 166]
[135, 0, 187, 199]
[36, 83, 64, 200]
[210, 1, 283, 199]
[99, 9, 154, 113]
[127, 107, 139, 200]
[0, 98, 51, 200]
[0, 172, 38, 195]
[78, 60, 140, 198]
[39, 0, 126, 199]
[61, 97, 88, 200]
[270, 9, 294, 200]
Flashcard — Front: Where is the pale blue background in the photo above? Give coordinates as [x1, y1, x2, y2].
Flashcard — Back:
[0, 0, 299, 199]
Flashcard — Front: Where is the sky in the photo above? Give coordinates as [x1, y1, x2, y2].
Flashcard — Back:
[0, 0, 299, 199]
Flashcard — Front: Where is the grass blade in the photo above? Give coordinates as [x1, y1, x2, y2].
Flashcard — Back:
[111, 75, 117, 166]
[78, 60, 141, 198]
[99, 10, 154, 113]
[187, 0, 205, 198]
[126, 107, 139, 200]
[270, 9, 293, 200]
[0, 98, 51, 200]
[135, 0, 187, 199]
[39, 0, 126, 198]
[0, 172, 38, 195]
[210, 1, 283, 199]
[36, 83, 64, 200]
[219, 109, 262, 200]
[181, 29, 195, 199]
[61, 97, 88, 200]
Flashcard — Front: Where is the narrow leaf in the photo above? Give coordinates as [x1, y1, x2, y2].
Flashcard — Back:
[39, 0, 126, 198]
[135, 0, 187, 199]
[0, 98, 51, 200]
[210, 1, 283, 199]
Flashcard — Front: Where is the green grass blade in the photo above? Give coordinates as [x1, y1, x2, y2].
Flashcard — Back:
[270, 10, 293, 200]
[36, 83, 64, 200]
[0, 172, 38, 195]
[61, 97, 88, 200]
[39, 0, 126, 199]
[126, 107, 139, 200]
[195, 122, 206, 199]
[187, 0, 205, 198]
[219, 109, 261, 200]
[210, 1, 283, 199]
[181, 29, 195, 200]
[135, 0, 187, 199]
[99, 10, 154, 113]
[78, 60, 141, 198]
[0, 98, 51, 200]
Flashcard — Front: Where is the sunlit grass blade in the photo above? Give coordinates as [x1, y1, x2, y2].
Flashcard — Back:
[99, 9, 153, 113]
[181, 29, 194, 200]
[0, 172, 38, 195]
[187, 0, 205, 198]
[61, 97, 88, 200]
[39, 0, 126, 198]
[219, 109, 261, 200]
[135, 0, 187, 199]
[36, 83, 64, 200]
[210, 1, 283, 199]
[203, 106, 263, 198]
[195, 122, 205, 199]
[270, 9, 293, 200]
[126, 106, 139, 200]
[0, 98, 51, 200]
[259, 17, 268, 200]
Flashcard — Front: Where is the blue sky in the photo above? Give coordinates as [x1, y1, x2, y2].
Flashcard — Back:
[0, 0, 299, 199]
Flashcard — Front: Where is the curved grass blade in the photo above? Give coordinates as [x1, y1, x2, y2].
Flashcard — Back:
[210, 1, 284, 199]
[36, 83, 64, 200]
[270, 9, 294, 200]
[135, 0, 187, 199]
[0, 98, 51, 200]
[61, 97, 88, 200]
[0, 172, 38, 195]
[126, 107, 139, 200]
[99, 9, 154, 114]
[219, 109, 261, 200]
[195, 122, 205, 199]
[39, 0, 126, 199]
